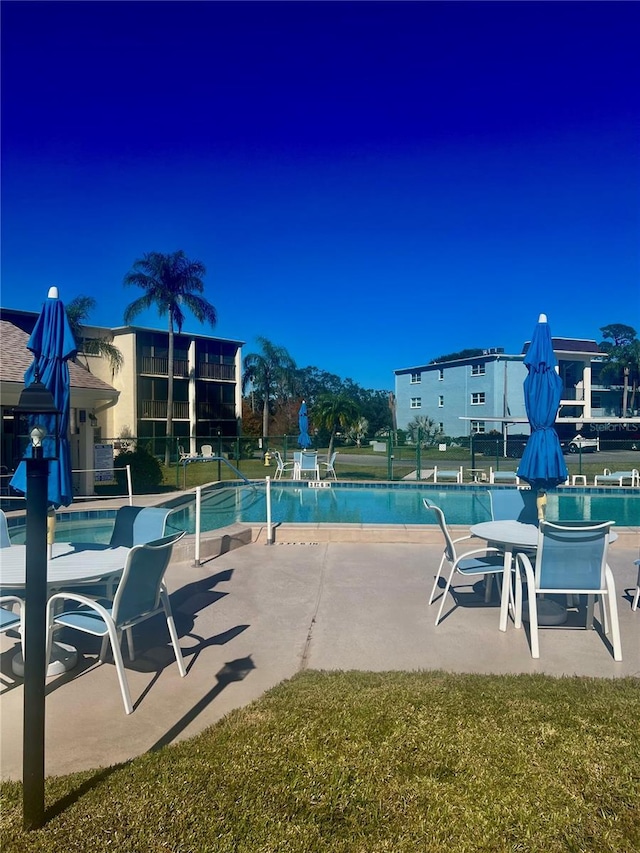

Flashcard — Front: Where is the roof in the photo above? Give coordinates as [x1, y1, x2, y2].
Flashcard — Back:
[522, 337, 604, 355]
[0, 319, 118, 394]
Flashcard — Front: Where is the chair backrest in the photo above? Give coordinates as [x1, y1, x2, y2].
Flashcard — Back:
[300, 452, 317, 471]
[423, 498, 455, 562]
[200, 445, 213, 458]
[112, 531, 185, 627]
[535, 521, 613, 592]
[109, 506, 145, 547]
[293, 452, 302, 466]
[487, 489, 538, 524]
[273, 450, 284, 471]
[0, 509, 12, 548]
[109, 506, 173, 548]
[328, 452, 338, 467]
[133, 507, 173, 545]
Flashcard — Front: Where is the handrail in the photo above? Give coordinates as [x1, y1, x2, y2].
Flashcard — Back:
[180, 455, 253, 489]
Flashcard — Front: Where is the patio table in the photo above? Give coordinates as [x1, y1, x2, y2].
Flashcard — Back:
[0, 542, 130, 676]
[469, 520, 617, 633]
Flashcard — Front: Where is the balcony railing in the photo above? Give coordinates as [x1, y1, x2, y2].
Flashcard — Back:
[197, 362, 235, 381]
[197, 402, 236, 420]
[141, 400, 190, 419]
[140, 356, 189, 377]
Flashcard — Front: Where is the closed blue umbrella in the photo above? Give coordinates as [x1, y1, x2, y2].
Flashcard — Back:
[11, 287, 77, 513]
[517, 313, 568, 519]
[298, 400, 311, 448]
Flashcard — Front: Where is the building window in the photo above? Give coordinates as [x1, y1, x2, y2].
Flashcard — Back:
[471, 421, 486, 434]
[438, 368, 444, 381]
[471, 392, 485, 405]
[410, 397, 421, 408]
[439, 422, 444, 433]
[438, 395, 444, 408]
[410, 372, 421, 384]
[592, 394, 601, 408]
[471, 363, 485, 376]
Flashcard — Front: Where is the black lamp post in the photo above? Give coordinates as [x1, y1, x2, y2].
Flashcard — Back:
[14, 377, 59, 831]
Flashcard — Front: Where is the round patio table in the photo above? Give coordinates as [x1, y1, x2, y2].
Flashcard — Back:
[0, 542, 130, 676]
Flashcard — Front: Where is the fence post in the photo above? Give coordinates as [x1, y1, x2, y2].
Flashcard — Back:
[194, 486, 201, 566]
[416, 428, 422, 480]
[126, 465, 133, 505]
[266, 476, 274, 544]
[387, 433, 393, 480]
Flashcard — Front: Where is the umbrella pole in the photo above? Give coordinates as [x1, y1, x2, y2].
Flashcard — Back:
[47, 507, 55, 559]
[536, 490, 547, 522]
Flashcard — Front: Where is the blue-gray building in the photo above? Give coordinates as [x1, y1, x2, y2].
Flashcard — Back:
[394, 337, 617, 441]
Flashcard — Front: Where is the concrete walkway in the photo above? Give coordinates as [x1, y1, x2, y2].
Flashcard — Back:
[1, 530, 638, 781]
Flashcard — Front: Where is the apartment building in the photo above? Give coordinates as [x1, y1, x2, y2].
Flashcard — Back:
[394, 337, 618, 440]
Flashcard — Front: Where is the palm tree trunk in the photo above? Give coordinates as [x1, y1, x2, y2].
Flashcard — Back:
[166, 319, 174, 467]
[623, 367, 630, 416]
[262, 397, 269, 442]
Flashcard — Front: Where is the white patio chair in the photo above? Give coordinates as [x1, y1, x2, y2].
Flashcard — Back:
[487, 489, 538, 525]
[272, 451, 295, 480]
[423, 498, 504, 626]
[297, 451, 319, 480]
[200, 445, 214, 460]
[514, 521, 621, 661]
[632, 560, 640, 612]
[320, 451, 338, 480]
[47, 531, 187, 714]
[0, 509, 12, 548]
[0, 595, 24, 656]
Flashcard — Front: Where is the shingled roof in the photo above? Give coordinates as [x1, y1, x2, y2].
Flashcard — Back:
[0, 319, 118, 394]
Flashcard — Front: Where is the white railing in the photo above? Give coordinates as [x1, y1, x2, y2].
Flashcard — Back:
[0, 465, 133, 506]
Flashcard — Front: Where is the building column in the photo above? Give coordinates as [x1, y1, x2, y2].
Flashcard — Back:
[188, 338, 197, 454]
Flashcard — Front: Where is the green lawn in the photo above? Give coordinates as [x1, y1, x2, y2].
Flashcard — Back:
[2, 671, 638, 852]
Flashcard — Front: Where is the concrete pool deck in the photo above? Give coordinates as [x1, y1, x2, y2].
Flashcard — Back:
[1, 513, 638, 782]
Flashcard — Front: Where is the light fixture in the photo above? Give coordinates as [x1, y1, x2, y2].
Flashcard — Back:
[13, 375, 60, 461]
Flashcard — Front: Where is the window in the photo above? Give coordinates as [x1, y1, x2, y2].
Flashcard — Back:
[439, 422, 444, 433]
[410, 372, 421, 384]
[592, 394, 601, 408]
[410, 397, 421, 408]
[471, 363, 485, 376]
[471, 392, 485, 405]
[438, 395, 444, 408]
[471, 421, 486, 434]
[438, 368, 444, 381]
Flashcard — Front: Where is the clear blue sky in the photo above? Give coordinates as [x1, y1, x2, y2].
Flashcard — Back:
[2, 1, 639, 391]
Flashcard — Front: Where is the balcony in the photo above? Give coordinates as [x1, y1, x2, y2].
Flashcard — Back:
[197, 362, 235, 381]
[141, 400, 190, 420]
[140, 356, 189, 377]
[197, 402, 236, 420]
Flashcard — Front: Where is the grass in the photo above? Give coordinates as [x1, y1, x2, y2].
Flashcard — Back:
[1, 670, 639, 852]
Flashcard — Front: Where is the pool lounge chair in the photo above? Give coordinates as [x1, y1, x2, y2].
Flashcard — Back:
[432, 466, 463, 484]
[593, 468, 639, 487]
[489, 468, 520, 485]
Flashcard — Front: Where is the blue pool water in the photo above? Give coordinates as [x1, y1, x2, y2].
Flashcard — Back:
[167, 483, 640, 532]
[7, 483, 638, 542]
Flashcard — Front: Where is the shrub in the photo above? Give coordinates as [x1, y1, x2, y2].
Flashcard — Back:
[114, 445, 163, 489]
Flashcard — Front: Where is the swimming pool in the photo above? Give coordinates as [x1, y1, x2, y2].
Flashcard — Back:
[7, 483, 638, 543]
[166, 482, 640, 532]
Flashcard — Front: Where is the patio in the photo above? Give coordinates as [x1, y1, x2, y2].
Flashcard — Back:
[1, 526, 638, 781]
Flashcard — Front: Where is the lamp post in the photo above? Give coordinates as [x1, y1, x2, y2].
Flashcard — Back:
[14, 377, 59, 831]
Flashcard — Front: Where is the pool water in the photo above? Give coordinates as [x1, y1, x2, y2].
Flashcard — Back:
[167, 483, 640, 533]
[7, 484, 638, 543]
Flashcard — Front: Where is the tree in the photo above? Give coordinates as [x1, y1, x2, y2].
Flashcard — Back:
[599, 324, 638, 416]
[313, 394, 360, 460]
[406, 415, 443, 448]
[123, 250, 216, 465]
[346, 416, 369, 447]
[242, 337, 297, 440]
[66, 295, 124, 374]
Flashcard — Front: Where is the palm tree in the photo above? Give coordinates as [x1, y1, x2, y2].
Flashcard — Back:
[123, 251, 216, 465]
[66, 295, 124, 374]
[313, 394, 360, 460]
[599, 324, 638, 416]
[242, 337, 297, 440]
[406, 415, 442, 448]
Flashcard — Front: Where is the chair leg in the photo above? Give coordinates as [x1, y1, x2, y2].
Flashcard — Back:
[428, 554, 447, 605]
[435, 566, 458, 626]
[161, 591, 186, 677]
[527, 592, 540, 658]
[604, 567, 622, 662]
[106, 622, 134, 714]
[633, 585, 640, 612]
